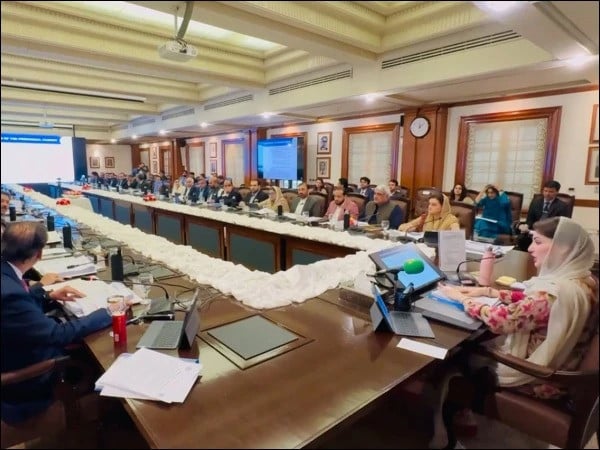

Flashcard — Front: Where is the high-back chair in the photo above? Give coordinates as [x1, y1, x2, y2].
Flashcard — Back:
[237, 187, 250, 202]
[1, 356, 75, 448]
[390, 198, 411, 225]
[504, 190, 524, 224]
[413, 187, 440, 219]
[281, 189, 298, 209]
[450, 200, 476, 239]
[347, 183, 358, 193]
[472, 325, 599, 449]
[308, 193, 327, 217]
[323, 182, 334, 203]
[346, 193, 367, 219]
[398, 185, 410, 199]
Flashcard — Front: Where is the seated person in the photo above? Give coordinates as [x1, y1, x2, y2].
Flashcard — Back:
[399, 192, 459, 232]
[206, 176, 223, 203]
[310, 178, 328, 195]
[1, 222, 123, 425]
[170, 179, 181, 197]
[449, 182, 474, 205]
[258, 186, 290, 213]
[429, 217, 598, 448]
[244, 179, 268, 204]
[473, 184, 512, 239]
[290, 183, 322, 217]
[324, 187, 359, 221]
[195, 177, 210, 203]
[217, 178, 242, 207]
[337, 177, 351, 194]
[362, 185, 403, 229]
[388, 179, 405, 200]
[357, 177, 374, 202]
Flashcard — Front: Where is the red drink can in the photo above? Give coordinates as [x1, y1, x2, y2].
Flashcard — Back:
[112, 312, 127, 344]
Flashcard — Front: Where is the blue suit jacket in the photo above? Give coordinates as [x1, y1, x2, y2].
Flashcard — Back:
[1, 261, 112, 423]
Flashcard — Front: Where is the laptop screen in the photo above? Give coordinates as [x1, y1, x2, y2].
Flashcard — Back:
[369, 242, 445, 295]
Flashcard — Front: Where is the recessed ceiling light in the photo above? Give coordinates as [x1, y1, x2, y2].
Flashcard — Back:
[132, 135, 138, 140]
[200, 122, 208, 128]
[159, 129, 167, 135]
[477, 1, 518, 13]
[364, 93, 380, 103]
[261, 112, 274, 118]
[110, 138, 116, 144]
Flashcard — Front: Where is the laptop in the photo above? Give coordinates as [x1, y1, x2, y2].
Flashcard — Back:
[136, 289, 200, 349]
[369, 284, 435, 338]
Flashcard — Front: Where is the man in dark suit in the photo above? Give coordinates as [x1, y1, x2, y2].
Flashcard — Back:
[516, 180, 570, 251]
[358, 176, 374, 202]
[244, 179, 268, 204]
[1, 222, 118, 424]
[290, 183, 322, 217]
[217, 178, 242, 207]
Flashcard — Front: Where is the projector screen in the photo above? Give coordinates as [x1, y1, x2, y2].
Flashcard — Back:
[257, 137, 301, 180]
[1, 134, 76, 184]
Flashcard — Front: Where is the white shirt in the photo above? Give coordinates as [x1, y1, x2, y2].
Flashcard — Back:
[294, 198, 306, 215]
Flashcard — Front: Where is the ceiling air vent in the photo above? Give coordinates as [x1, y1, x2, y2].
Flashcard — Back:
[382, 31, 521, 69]
[204, 94, 254, 111]
[269, 69, 353, 95]
[131, 117, 156, 127]
[161, 108, 195, 121]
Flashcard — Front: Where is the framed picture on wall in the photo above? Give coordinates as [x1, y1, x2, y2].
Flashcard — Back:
[590, 104, 599, 144]
[316, 157, 331, 178]
[585, 146, 599, 185]
[210, 159, 218, 175]
[104, 156, 115, 169]
[89, 156, 100, 169]
[209, 142, 217, 158]
[151, 160, 159, 175]
[317, 132, 332, 154]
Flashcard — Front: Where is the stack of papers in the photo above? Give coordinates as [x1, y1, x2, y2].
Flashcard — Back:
[46, 230, 62, 245]
[95, 348, 201, 403]
[34, 255, 96, 278]
[43, 279, 142, 317]
[42, 247, 73, 260]
[465, 240, 514, 256]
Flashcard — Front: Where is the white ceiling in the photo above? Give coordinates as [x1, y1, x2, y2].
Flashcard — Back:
[1, 1, 598, 143]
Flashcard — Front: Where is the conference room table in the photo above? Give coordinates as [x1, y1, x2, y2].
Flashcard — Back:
[82, 246, 534, 449]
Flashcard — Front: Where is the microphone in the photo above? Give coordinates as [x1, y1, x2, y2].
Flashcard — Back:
[62, 224, 73, 249]
[66, 261, 95, 269]
[454, 256, 497, 285]
[373, 258, 425, 276]
[47, 214, 55, 231]
[110, 247, 124, 281]
[9, 206, 17, 222]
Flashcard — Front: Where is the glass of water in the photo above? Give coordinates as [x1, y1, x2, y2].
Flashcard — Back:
[380, 220, 390, 238]
[301, 211, 310, 222]
[136, 273, 154, 305]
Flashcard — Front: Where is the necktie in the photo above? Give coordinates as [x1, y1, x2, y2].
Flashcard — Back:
[21, 279, 29, 292]
[543, 201, 550, 214]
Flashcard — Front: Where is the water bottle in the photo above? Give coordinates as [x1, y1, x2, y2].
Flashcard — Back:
[110, 248, 124, 281]
[478, 245, 495, 286]
[343, 210, 350, 230]
[277, 205, 283, 217]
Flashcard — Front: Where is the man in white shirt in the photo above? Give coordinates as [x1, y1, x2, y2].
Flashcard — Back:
[290, 183, 322, 217]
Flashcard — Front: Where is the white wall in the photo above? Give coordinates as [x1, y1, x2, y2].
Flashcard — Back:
[444, 90, 599, 237]
[86, 144, 132, 175]
[185, 132, 246, 178]
[269, 113, 402, 183]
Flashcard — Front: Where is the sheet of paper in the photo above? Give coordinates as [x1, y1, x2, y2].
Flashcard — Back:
[34, 254, 96, 278]
[42, 247, 72, 259]
[46, 230, 62, 244]
[438, 230, 466, 272]
[43, 279, 142, 317]
[397, 338, 448, 359]
[98, 348, 199, 403]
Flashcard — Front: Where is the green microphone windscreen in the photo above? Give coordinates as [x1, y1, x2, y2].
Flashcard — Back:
[403, 258, 425, 274]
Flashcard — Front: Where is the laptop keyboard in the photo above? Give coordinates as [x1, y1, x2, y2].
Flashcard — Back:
[153, 322, 183, 347]
[392, 312, 422, 335]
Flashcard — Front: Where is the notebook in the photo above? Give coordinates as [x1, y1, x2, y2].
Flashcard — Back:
[369, 284, 435, 338]
[136, 289, 200, 350]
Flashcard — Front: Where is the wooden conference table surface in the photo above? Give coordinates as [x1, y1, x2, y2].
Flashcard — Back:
[83, 249, 533, 449]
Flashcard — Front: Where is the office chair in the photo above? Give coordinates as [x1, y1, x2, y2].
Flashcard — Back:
[1, 354, 101, 448]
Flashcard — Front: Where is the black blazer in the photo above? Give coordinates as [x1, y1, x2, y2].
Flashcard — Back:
[526, 197, 569, 228]
[244, 190, 268, 204]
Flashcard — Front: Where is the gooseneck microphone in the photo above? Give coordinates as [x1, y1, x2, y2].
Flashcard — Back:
[62, 224, 73, 249]
[455, 255, 498, 285]
[9, 206, 17, 222]
[373, 258, 425, 276]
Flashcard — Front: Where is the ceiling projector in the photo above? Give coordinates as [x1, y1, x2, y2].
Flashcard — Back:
[158, 40, 198, 62]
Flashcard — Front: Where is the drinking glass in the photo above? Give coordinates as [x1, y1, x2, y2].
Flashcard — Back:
[380, 220, 390, 238]
[301, 211, 310, 222]
[137, 273, 154, 305]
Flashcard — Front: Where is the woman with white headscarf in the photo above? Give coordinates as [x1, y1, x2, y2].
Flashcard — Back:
[429, 217, 598, 448]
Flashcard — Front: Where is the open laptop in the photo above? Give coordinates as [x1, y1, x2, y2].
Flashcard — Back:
[136, 289, 200, 349]
[369, 284, 435, 338]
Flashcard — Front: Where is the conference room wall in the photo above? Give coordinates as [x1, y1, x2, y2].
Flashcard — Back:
[86, 143, 133, 175]
[268, 112, 402, 182]
[444, 89, 599, 240]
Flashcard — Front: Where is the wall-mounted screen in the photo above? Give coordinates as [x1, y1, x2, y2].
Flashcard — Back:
[257, 137, 304, 180]
[1, 134, 77, 183]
